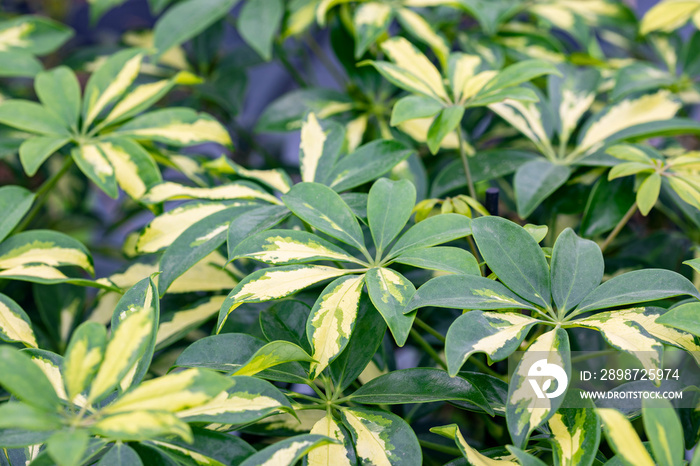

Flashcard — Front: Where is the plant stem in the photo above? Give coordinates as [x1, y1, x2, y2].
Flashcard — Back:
[600, 204, 637, 253]
[274, 42, 308, 88]
[305, 34, 347, 87]
[457, 128, 477, 200]
[14, 157, 74, 234]
[468, 356, 505, 380]
[409, 328, 447, 370]
[419, 440, 462, 456]
[414, 317, 446, 344]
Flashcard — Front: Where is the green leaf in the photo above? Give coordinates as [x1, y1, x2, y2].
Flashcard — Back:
[506, 328, 570, 448]
[153, 427, 255, 466]
[551, 228, 604, 314]
[71, 144, 118, 198]
[96, 136, 162, 199]
[0, 429, 52, 448]
[656, 302, 700, 336]
[368, 178, 416, 255]
[548, 392, 600, 466]
[0, 229, 94, 275]
[62, 321, 106, 402]
[0, 347, 60, 411]
[18, 136, 70, 176]
[0, 186, 33, 243]
[393, 246, 480, 275]
[513, 160, 571, 218]
[153, 0, 240, 56]
[353, 2, 393, 58]
[175, 333, 265, 371]
[453, 372, 508, 414]
[299, 114, 345, 184]
[0, 51, 42, 78]
[227, 204, 290, 259]
[482, 59, 560, 93]
[388, 213, 472, 258]
[407, 274, 538, 314]
[308, 413, 357, 466]
[570, 269, 700, 317]
[0, 16, 73, 55]
[0, 100, 69, 136]
[472, 216, 551, 309]
[431, 423, 519, 465]
[239, 434, 337, 466]
[341, 407, 422, 466]
[350, 368, 493, 414]
[445, 311, 541, 376]
[234, 340, 313, 376]
[330, 295, 386, 391]
[0, 402, 62, 431]
[598, 409, 655, 466]
[256, 88, 352, 132]
[580, 176, 635, 237]
[427, 106, 465, 155]
[283, 182, 366, 251]
[35, 66, 81, 130]
[159, 205, 254, 295]
[507, 446, 547, 466]
[47, 430, 89, 466]
[365, 267, 416, 346]
[97, 443, 143, 466]
[637, 172, 661, 216]
[260, 300, 312, 352]
[390, 95, 443, 126]
[307, 275, 365, 378]
[326, 140, 414, 192]
[233, 229, 364, 266]
[238, 0, 284, 61]
[642, 397, 683, 466]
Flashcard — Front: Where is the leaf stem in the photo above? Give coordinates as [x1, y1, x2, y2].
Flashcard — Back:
[13, 156, 74, 234]
[304, 34, 347, 88]
[600, 204, 637, 253]
[419, 440, 462, 456]
[414, 317, 446, 344]
[457, 128, 477, 199]
[409, 328, 447, 370]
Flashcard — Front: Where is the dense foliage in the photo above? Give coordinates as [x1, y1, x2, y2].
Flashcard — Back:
[2, 0, 700, 464]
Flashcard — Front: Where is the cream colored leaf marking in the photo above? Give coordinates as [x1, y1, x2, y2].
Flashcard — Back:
[64, 338, 103, 401]
[489, 99, 554, 156]
[105, 369, 210, 413]
[460, 71, 498, 103]
[94, 411, 191, 441]
[79, 144, 115, 182]
[300, 113, 327, 183]
[465, 313, 539, 358]
[345, 115, 368, 152]
[246, 236, 359, 264]
[397, 118, 464, 149]
[355, 3, 392, 28]
[309, 414, 352, 466]
[156, 296, 224, 347]
[452, 425, 518, 465]
[451, 54, 481, 102]
[127, 119, 231, 145]
[97, 141, 148, 199]
[343, 410, 392, 466]
[397, 8, 449, 65]
[578, 91, 681, 153]
[86, 54, 143, 126]
[0, 264, 67, 280]
[149, 442, 216, 466]
[31, 357, 66, 399]
[0, 241, 92, 272]
[510, 331, 562, 435]
[597, 409, 655, 466]
[549, 411, 586, 466]
[575, 310, 662, 371]
[375, 268, 409, 304]
[105, 80, 170, 123]
[142, 182, 279, 204]
[233, 165, 291, 193]
[119, 363, 139, 392]
[89, 306, 153, 401]
[233, 266, 348, 303]
[0, 22, 32, 50]
[191, 224, 228, 246]
[0, 301, 37, 347]
[169, 252, 238, 293]
[559, 90, 595, 144]
[375, 63, 439, 98]
[260, 440, 315, 466]
[176, 391, 283, 418]
[381, 37, 448, 100]
[137, 203, 229, 253]
[259, 409, 326, 433]
[309, 276, 364, 378]
[640, 0, 700, 34]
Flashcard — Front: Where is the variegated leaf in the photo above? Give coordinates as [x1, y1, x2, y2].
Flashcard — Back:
[307, 275, 365, 378]
[177, 375, 293, 425]
[365, 267, 415, 346]
[155, 296, 225, 350]
[115, 108, 232, 147]
[232, 229, 365, 266]
[95, 137, 161, 199]
[507, 328, 570, 448]
[239, 434, 337, 466]
[91, 410, 192, 443]
[445, 311, 541, 376]
[0, 230, 94, 275]
[548, 392, 600, 466]
[489, 98, 555, 158]
[597, 408, 655, 466]
[217, 265, 349, 332]
[380, 37, 448, 101]
[0, 16, 72, 55]
[300, 113, 342, 184]
[71, 144, 118, 198]
[353, 2, 393, 58]
[103, 78, 174, 125]
[0, 293, 37, 347]
[397, 7, 449, 66]
[25, 349, 71, 405]
[308, 413, 356, 466]
[62, 321, 106, 403]
[205, 156, 292, 193]
[431, 424, 518, 465]
[141, 181, 280, 205]
[640, 0, 700, 34]
[233, 341, 313, 376]
[340, 407, 422, 466]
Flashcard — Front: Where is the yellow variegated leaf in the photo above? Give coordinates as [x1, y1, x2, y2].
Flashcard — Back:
[92, 410, 192, 443]
[0, 264, 68, 280]
[308, 414, 353, 466]
[668, 176, 700, 210]
[577, 91, 681, 154]
[142, 181, 279, 205]
[548, 405, 600, 466]
[640, 0, 700, 34]
[0, 22, 32, 51]
[123, 30, 189, 70]
[30, 354, 68, 401]
[346, 114, 368, 152]
[156, 296, 225, 348]
[461, 71, 498, 103]
[136, 202, 230, 253]
[355, 3, 392, 32]
[96, 139, 160, 199]
[204, 156, 292, 193]
[380, 37, 448, 100]
[88, 304, 154, 402]
[397, 8, 449, 67]
[300, 113, 327, 183]
[122, 112, 231, 146]
[0, 294, 37, 347]
[397, 117, 472, 152]
[316, 0, 354, 25]
[104, 79, 171, 124]
[0, 240, 93, 273]
[63, 323, 106, 402]
[176, 390, 285, 420]
[597, 409, 655, 466]
[489, 99, 556, 158]
[255, 409, 326, 434]
[233, 341, 313, 377]
[451, 54, 481, 102]
[432, 424, 518, 465]
[85, 53, 143, 127]
[559, 89, 596, 145]
[308, 275, 365, 378]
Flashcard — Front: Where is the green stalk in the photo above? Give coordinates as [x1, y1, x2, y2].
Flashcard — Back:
[414, 317, 446, 344]
[456, 128, 477, 200]
[600, 204, 637, 253]
[418, 440, 462, 456]
[409, 328, 447, 370]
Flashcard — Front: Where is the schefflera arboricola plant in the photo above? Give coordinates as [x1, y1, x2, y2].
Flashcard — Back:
[407, 216, 700, 459]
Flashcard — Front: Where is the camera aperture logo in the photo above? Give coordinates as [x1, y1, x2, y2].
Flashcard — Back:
[527, 359, 568, 399]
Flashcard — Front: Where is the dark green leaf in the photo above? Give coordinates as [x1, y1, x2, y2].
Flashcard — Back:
[390, 95, 443, 126]
[580, 176, 635, 237]
[368, 178, 416, 255]
[260, 300, 312, 352]
[388, 214, 472, 258]
[47, 430, 89, 466]
[0, 186, 34, 243]
[642, 397, 683, 466]
[513, 159, 571, 218]
[655, 302, 700, 336]
[427, 106, 465, 155]
[97, 443, 143, 466]
[35, 66, 81, 130]
[0, 100, 69, 136]
[393, 246, 480, 275]
[237, 0, 283, 61]
[0, 347, 60, 411]
[227, 204, 290, 259]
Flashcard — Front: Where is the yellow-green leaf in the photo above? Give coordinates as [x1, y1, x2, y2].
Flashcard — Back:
[92, 410, 192, 443]
[62, 321, 106, 402]
[0, 293, 37, 347]
[640, 0, 700, 34]
[431, 424, 518, 465]
[636, 172, 661, 216]
[597, 408, 655, 466]
[141, 181, 280, 205]
[308, 413, 354, 466]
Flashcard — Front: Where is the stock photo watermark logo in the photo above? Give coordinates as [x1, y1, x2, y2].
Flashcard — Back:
[526, 358, 568, 399]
